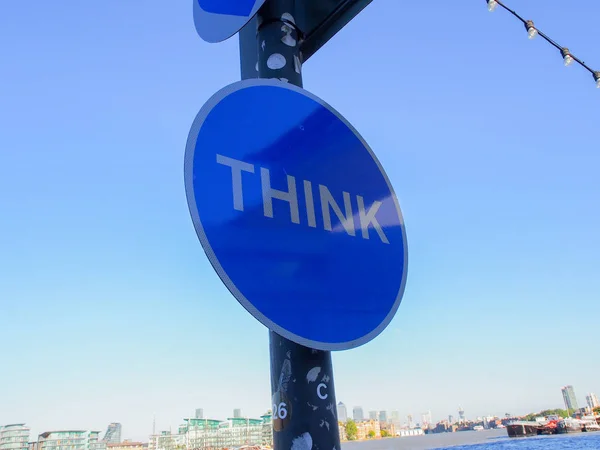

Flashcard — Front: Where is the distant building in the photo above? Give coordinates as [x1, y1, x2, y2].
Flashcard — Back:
[448, 415, 454, 424]
[39, 431, 105, 450]
[391, 411, 400, 423]
[407, 415, 413, 428]
[368, 411, 378, 421]
[458, 407, 465, 423]
[355, 420, 380, 440]
[562, 386, 579, 412]
[233, 409, 242, 419]
[421, 411, 432, 427]
[180, 421, 216, 450]
[195, 409, 204, 420]
[336, 403, 347, 422]
[338, 422, 347, 442]
[148, 431, 184, 450]
[379, 422, 396, 436]
[178, 417, 267, 450]
[352, 407, 364, 422]
[102, 424, 121, 445]
[148, 413, 274, 450]
[378, 411, 388, 423]
[586, 393, 599, 410]
[260, 411, 273, 447]
[217, 418, 263, 448]
[0, 424, 30, 450]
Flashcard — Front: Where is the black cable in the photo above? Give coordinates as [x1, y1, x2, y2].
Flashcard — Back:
[487, 0, 599, 85]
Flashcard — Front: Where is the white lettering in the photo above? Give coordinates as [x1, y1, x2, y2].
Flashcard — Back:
[272, 402, 288, 419]
[357, 196, 389, 244]
[319, 185, 355, 237]
[216, 154, 255, 211]
[214, 157, 391, 244]
[303, 180, 317, 228]
[260, 168, 300, 224]
[317, 383, 328, 400]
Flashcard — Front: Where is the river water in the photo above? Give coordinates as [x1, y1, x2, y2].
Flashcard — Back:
[341, 429, 600, 449]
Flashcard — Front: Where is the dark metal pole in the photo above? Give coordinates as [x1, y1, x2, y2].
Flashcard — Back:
[255, 0, 303, 87]
[238, 2, 341, 450]
[268, 332, 341, 450]
[239, 16, 258, 81]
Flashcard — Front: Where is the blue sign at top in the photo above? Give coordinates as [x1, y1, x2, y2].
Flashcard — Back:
[193, 0, 267, 43]
[198, 0, 255, 16]
[184, 79, 408, 351]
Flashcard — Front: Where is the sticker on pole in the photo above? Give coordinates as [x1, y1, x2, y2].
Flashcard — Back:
[193, 0, 267, 43]
[184, 79, 408, 351]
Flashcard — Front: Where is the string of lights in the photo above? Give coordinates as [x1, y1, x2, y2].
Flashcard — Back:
[486, 0, 600, 89]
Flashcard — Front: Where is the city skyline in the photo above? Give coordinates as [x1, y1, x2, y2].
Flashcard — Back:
[1, 0, 599, 443]
[3, 382, 599, 441]
[8, 383, 598, 446]
[6, 383, 597, 443]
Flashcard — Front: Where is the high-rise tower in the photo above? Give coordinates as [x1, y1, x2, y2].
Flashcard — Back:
[102, 423, 121, 444]
[352, 406, 364, 422]
[336, 402, 348, 422]
[561, 386, 579, 412]
[586, 393, 599, 410]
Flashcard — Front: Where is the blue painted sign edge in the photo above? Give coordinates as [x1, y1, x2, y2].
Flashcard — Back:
[193, 0, 267, 43]
[183, 78, 409, 351]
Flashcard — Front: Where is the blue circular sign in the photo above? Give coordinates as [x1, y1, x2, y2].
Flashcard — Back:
[193, 0, 267, 43]
[184, 79, 408, 351]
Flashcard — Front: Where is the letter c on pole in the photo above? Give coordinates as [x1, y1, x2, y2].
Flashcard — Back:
[317, 383, 328, 400]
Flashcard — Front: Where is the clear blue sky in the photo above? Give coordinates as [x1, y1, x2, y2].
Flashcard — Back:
[1, 0, 599, 441]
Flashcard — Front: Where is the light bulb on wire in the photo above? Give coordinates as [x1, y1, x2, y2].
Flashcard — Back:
[485, 0, 599, 90]
[525, 21, 538, 39]
[561, 48, 574, 66]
